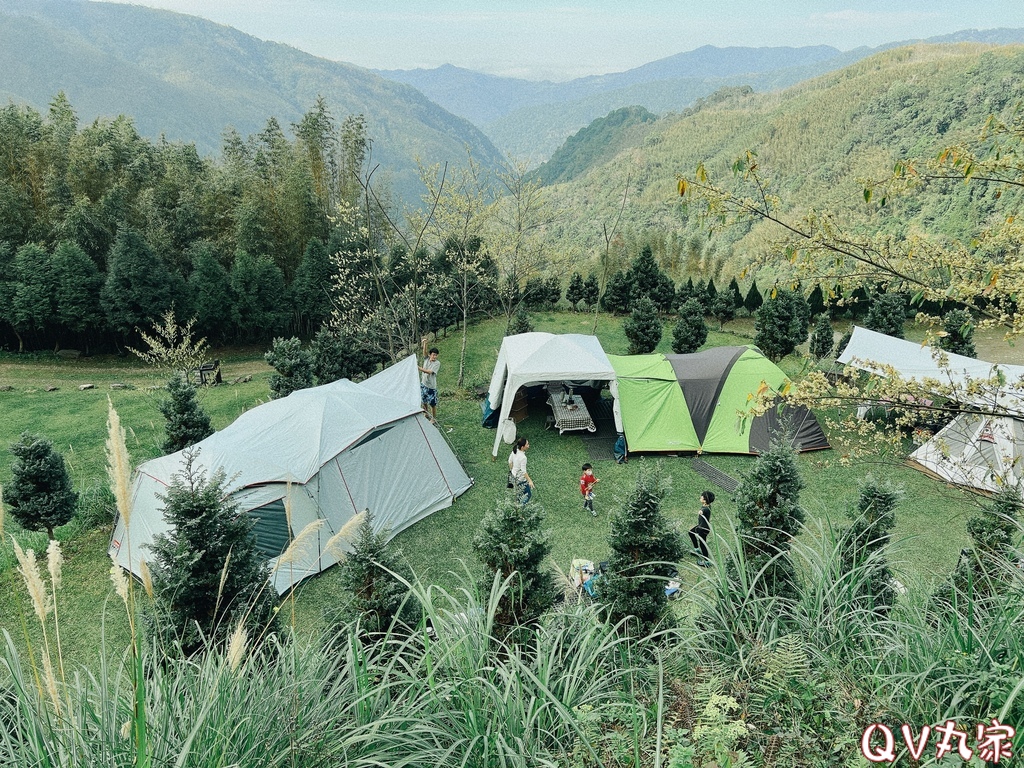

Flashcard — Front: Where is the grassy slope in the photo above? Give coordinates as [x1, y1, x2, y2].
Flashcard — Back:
[0, 315, 992, 661]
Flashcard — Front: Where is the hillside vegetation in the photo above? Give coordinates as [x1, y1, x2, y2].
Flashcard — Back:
[542, 43, 1024, 281]
[0, 0, 503, 203]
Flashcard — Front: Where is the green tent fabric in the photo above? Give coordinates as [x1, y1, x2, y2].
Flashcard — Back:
[609, 346, 830, 454]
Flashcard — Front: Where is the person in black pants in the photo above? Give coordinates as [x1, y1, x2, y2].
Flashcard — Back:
[689, 490, 715, 567]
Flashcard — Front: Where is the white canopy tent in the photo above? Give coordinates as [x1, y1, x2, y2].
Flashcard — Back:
[485, 333, 622, 457]
[109, 356, 473, 593]
[838, 326, 1024, 496]
[837, 326, 1024, 413]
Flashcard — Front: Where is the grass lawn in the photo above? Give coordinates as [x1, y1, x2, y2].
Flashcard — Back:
[0, 314, 1001, 662]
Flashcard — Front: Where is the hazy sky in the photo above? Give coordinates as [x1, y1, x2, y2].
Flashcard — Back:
[101, 1, 1020, 80]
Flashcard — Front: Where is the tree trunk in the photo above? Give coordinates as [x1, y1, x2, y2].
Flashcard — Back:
[459, 303, 468, 389]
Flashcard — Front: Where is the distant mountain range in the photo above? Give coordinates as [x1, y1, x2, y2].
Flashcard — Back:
[0, 0, 505, 204]
[379, 29, 1024, 163]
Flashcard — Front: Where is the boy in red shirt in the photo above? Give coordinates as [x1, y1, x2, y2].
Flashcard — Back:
[580, 463, 599, 516]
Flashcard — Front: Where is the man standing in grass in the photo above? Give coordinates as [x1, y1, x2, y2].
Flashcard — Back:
[419, 337, 441, 423]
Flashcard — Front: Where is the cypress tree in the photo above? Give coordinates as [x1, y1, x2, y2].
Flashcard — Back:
[336, 511, 413, 636]
[101, 227, 174, 338]
[671, 298, 708, 354]
[728, 277, 744, 309]
[265, 336, 314, 398]
[807, 284, 826, 316]
[158, 373, 214, 453]
[231, 250, 289, 342]
[473, 494, 556, 630]
[292, 238, 335, 335]
[506, 307, 534, 335]
[601, 270, 632, 314]
[865, 293, 907, 338]
[627, 245, 675, 312]
[544, 275, 562, 308]
[809, 314, 834, 360]
[939, 308, 976, 357]
[310, 325, 382, 384]
[598, 467, 684, 635]
[734, 441, 805, 599]
[754, 290, 806, 362]
[582, 273, 600, 308]
[6, 432, 78, 539]
[186, 245, 233, 344]
[52, 240, 105, 343]
[566, 272, 586, 311]
[623, 295, 663, 354]
[744, 280, 763, 314]
[838, 476, 899, 614]
[710, 292, 736, 331]
[149, 452, 279, 655]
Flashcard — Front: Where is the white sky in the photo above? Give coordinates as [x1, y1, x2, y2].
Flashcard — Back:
[100, 1, 1021, 80]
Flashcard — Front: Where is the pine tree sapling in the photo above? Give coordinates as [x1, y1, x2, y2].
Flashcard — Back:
[754, 290, 806, 362]
[672, 298, 708, 354]
[149, 450, 278, 655]
[566, 272, 586, 311]
[734, 441, 806, 599]
[602, 270, 632, 314]
[159, 373, 214, 453]
[473, 494, 556, 629]
[336, 510, 413, 636]
[939, 308, 976, 358]
[507, 307, 534, 335]
[7, 432, 78, 539]
[624, 295, 663, 355]
[839, 475, 900, 613]
[809, 314, 834, 360]
[265, 336, 314, 399]
[865, 292, 907, 339]
[744, 280, 763, 314]
[598, 467, 684, 635]
[582, 273, 600, 308]
[727, 277, 744, 310]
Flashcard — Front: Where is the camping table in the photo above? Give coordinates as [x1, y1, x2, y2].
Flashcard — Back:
[546, 395, 597, 434]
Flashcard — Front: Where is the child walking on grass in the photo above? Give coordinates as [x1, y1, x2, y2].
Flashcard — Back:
[580, 463, 599, 516]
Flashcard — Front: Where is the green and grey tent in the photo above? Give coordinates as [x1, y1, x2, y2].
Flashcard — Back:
[109, 356, 473, 593]
[608, 346, 830, 454]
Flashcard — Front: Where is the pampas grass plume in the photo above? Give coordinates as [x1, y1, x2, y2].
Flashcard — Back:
[227, 621, 248, 673]
[105, 398, 133, 528]
[109, 555, 129, 606]
[12, 538, 50, 623]
[325, 510, 367, 558]
[46, 539, 63, 592]
[273, 519, 325, 571]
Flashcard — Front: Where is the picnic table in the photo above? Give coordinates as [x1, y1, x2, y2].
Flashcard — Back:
[546, 393, 597, 434]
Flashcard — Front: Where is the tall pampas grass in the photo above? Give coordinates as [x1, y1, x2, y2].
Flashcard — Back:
[105, 397, 133, 530]
[324, 510, 367, 559]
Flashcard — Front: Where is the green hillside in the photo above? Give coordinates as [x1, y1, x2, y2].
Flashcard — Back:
[0, 0, 504, 203]
[532, 106, 659, 186]
[541, 43, 1024, 280]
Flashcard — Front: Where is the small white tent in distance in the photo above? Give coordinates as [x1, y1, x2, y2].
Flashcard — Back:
[109, 356, 473, 593]
[838, 326, 1024, 498]
[482, 333, 622, 458]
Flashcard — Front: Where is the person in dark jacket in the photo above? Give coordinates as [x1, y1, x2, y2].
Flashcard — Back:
[689, 490, 715, 566]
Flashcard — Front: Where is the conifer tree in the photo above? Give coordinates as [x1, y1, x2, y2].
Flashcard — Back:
[473, 494, 555, 630]
[727, 277, 744, 309]
[158, 373, 214, 453]
[149, 452, 279, 655]
[939, 308, 976, 357]
[602, 269, 632, 314]
[709, 292, 736, 331]
[522, 276, 547, 310]
[292, 237, 335, 335]
[865, 292, 907, 338]
[231, 250, 289, 342]
[754, 290, 808, 362]
[671, 298, 708, 354]
[627, 245, 675, 311]
[598, 467, 684, 635]
[336, 511, 413, 636]
[101, 227, 174, 338]
[807, 284, 826, 316]
[507, 307, 534, 335]
[310, 326, 382, 384]
[52, 240, 105, 343]
[566, 272, 586, 310]
[623, 295, 663, 354]
[265, 336, 314, 398]
[187, 246, 233, 343]
[744, 280, 763, 314]
[734, 441, 805, 599]
[838, 476, 899, 614]
[6, 432, 78, 539]
[705, 278, 718, 301]
[544, 275, 562, 308]
[809, 314, 834, 360]
[582, 273, 600, 308]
